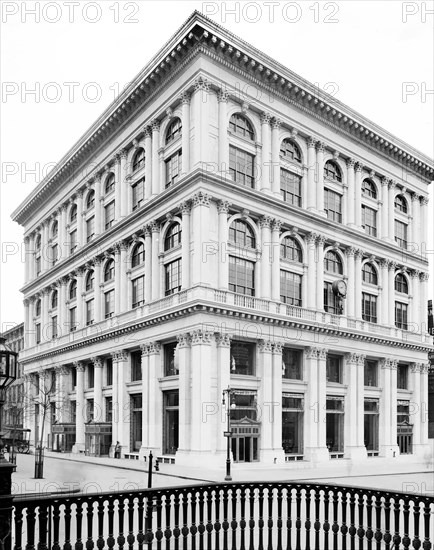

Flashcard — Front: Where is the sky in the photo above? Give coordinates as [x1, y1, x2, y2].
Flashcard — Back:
[1, 0, 433, 330]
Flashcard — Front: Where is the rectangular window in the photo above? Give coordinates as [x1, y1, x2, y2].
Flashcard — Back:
[86, 399, 94, 422]
[280, 271, 302, 306]
[364, 400, 379, 453]
[397, 400, 410, 424]
[105, 201, 115, 230]
[324, 189, 342, 223]
[229, 145, 255, 188]
[324, 282, 342, 315]
[35, 323, 41, 344]
[362, 206, 377, 237]
[86, 299, 94, 326]
[71, 369, 76, 390]
[86, 216, 95, 242]
[282, 394, 304, 455]
[230, 341, 255, 376]
[362, 293, 378, 323]
[132, 276, 145, 308]
[105, 397, 113, 423]
[164, 259, 182, 296]
[326, 355, 342, 383]
[87, 364, 94, 389]
[51, 316, 58, 339]
[104, 290, 114, 318]
[280, 169, 302, 206]
[397, 364, 409, 389]
[229, 256, 255, 296]
[131, 351, 142, 382]
[230, 391, 257, 422]
[395, 220, 408, 249]
[163, 390, 179, 455]
[395, 302, 408, 330]
[35, 256, 41, 275]
[70, 401, 76, 424]
[164, 342, 178, 377]
[106, 358, 113, 386]
[165, 151, 182, 188]
[51, 244, 58, 266]
[69, 307, 77, 331]
[70, 230, 77, 253]
[132, 179, 145, 210]
[364, 360, 378, 387]
[282, 348, 302, 380]
[130, 394, 142, 452]
[326, 397, 344, 453]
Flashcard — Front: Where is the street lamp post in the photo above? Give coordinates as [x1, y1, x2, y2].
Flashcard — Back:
[0, 336, 18, 550]
[222, 386, 236, 482]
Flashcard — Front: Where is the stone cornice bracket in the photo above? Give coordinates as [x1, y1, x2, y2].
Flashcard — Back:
[166, 107, 173, 120]
[192, 191, 211, 207]
[177, 333, 192, 348]
[258, 339, 273, 353]
[73, 361, 85, 372]
[290, 128, 298, 138]
[240, 209, 249, 219]
[241, 101, 249, 113]
[217, 200, 230, 214]
[190, 329, 212, 345]
[179, 91, 191, 104]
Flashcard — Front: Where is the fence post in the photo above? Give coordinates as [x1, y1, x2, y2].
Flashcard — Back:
[0, 458, 16, 550]
[147, 451, 153, 489]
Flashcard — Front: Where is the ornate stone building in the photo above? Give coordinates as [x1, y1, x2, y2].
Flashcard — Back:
[12, 12, 433, 466]
[1, 323, 24, 431]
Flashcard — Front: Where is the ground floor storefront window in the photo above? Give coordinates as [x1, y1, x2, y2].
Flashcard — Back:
[130, 394, 142, 452]
[364, 399, 379, 456]
[326, 397, 344, 457]
[397, 400, 413, 454]
[230, 390, 259, 462]
[282, 393, 303, 456]
[163, 390, 179, 455]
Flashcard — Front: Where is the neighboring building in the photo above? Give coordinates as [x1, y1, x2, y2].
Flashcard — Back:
[0, 323, 25, 430]
[429, 300, 434, 438]
[12, 12, 433, 466]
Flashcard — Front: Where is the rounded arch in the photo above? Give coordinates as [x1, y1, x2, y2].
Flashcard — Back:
[163, 220, 182, 252]
[361, 261, 379, 285]
[69, 279, 77, 300]
[229, 112, 255, 141]
[103, 172, 116, 195]
[85, 269, 95, 291]
[228, 218, 257, 249]
[394, 193, 408, 214]
[323, 247, 345, 275]
[395, 271, 409, 294]
[227, 213, 260, 246]
[280, 138, 303, 165]
[159, 108, 182, 148]
[85, 189, 95, 210]
[69, 203, 77, 223]
[165, 117, 182, 145]
[35, 298, 41, 317]
[362, 178, 378, 199]
[131, 241, 145, 267]
[50, 219, 58, 238]
[323, 158, 344, 184]
[132, 147, 145, 172]
[103, 258, 115, 282]
[35, 233, 42, 250]
[51, 289, 58, 309]
[226, 106, 260, 142]
[279, 232, 304, 263]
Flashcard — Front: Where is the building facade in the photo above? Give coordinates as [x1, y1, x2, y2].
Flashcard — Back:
[1, 323, 25, 431]
[12, 12, 433, 466]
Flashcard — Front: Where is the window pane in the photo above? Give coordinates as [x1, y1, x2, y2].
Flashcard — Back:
[229, 256, 255, 296]
[280, 271, 302, 306]
[229, 146, 255, 188]
[280, 169, 302, 206]
[165, 259, 182, 296]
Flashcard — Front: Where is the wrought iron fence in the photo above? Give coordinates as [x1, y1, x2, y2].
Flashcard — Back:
[11, 481, 434, 549]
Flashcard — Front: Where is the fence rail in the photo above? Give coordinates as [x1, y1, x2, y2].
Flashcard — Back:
[11, 481, 434, 550]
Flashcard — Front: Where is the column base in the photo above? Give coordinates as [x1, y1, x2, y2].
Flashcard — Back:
[304, 446, 330, 463]
[379, 444, 400, 458]
[259, 448, 286, 464]
[345, 446, 368, 461]
[175, 450, 226, 468]
[72, 443, 85, 454]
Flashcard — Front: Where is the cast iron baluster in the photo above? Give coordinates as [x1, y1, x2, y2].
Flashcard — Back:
[198, 490, 205, 550]
[258, 485, 265, 550]
[136, 495, 145, 550]
[286, 486, 293, 550]
[331, 489, 339, 550]
[383, 497, 392, 550]
[205, 490, 213, 549]
[231, 487, 238, 550]
[276, 485, 283, 550]
[106, 498, 115, 550]
[348, 492, 356, 550]
[295, 486, 302, 550]
[305, 487, 312, 550]
[190, 490, 198, 550]
[64, 501, 72, 550]
[248, 487, 255, 550]
[126, 496, 135, 550]
[422, 498, 431, 550]
[25, 505, 36, 550]
[155, 494, 164, 549]
[85, 500, 94, 550]
[14, 505, 23, 550]
[340, 490, 348, 550]
[214, 489, 221, 550]
[392, 498, 401, 550]
[117, 497, 126, 550]
[313, 487, 321, 550]
[222, 486, 229, 550]
[239, 486, 247, 550]
[75, 500, 84, 550]
[172, 492, 181, 550]
[181, 491, 189, 550]
[401, 498, 410, 550]
[356, 492, 365, 550]
[267, 485, 274, 550]
[96, 499, 105, 550]
[145, 493, 155, 548]
[165, 493, 173, 550]
[373, 494, 383, 550]
[38, 503, 49, 550]
[365, 493, 373, 550]
[323, 489, 330, 550]
[411, 500, 421, 550]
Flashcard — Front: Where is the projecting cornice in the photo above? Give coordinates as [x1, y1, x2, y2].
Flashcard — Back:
[12, 10, 433, 226]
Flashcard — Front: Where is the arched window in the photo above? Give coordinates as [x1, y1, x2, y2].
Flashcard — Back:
[70, 204, 77, 223]
[324, 160, 342, 183]
[362, 179, 377, 199]
[35, 234, 41, 250]
[280, 236, 302, 263]
[324, 250, 343, 274]
[362, 263, 378, 285]
[395, 273, 408, 294]
[166, 118, 182, 144]
[132, 242, 145, 267]
[132, 148, 145, 172]
[51, 290, 58, 309]
[51, 221, 58, 238]
[69, 279, 77, 300]
[104, 260, 115, 282]
[280, 139, 302, 163]
[394, 195, 407, 213]
[86, 190, 95, 210]
[85, 271, 94, 291]
[164, 223, 182, 251]
[105, 173, 115, 195]
[229, 219, 256, 249]
[229, 114, 254, 141]
[35, 299, 41, 317]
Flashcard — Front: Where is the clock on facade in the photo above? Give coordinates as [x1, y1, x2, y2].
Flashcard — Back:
[332, 279, 347, 297]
